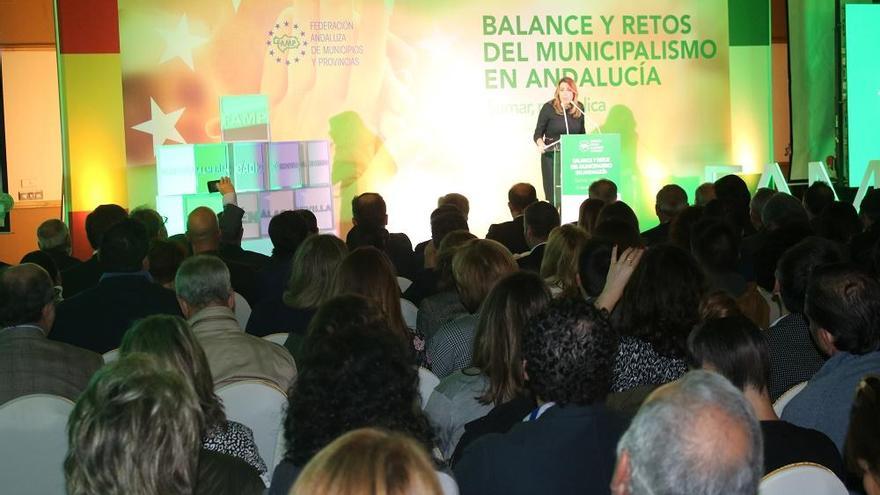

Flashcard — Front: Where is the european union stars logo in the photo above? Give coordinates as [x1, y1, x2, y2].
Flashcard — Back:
[267, 20, 308, 65]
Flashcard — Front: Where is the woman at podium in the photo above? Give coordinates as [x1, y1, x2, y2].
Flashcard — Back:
[533, 77, 586, 204]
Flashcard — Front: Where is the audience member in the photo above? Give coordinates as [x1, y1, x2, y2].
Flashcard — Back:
[486, 183, 537, 255]
[270, 325, 437, 494]
[803, 180, 836, 222]
[428, 239, 517, 378]
[749, 193, 812, 302]
[175, 255, 296, 390]
[0, 263, 102, 405]
[611, 371, 763, 495]
[844, 376, 880, 495]
[698, 290, 743, 321]
[187, 206, 259, 305]
[589, 178, 618, 204]
[597, 200, 640, 233]
[782, 263, 880, 453]
[51, 219, 181, 353]
[688, 316, 844, 478]
[414, 204, 470, 272]
[415, 231, 475, 339]
[694, 182, 716, 206]
[247, 234, 346, 338]
[213, 177, 270, 270]
[849, 188, 880, 269]
[748, 187, 776, 232]
[438, 193, 470, 220]
[120, 315, 268, 482]
[540, 224, 588, 297]
[292, 428, 444, 495]
[642, 184, 688, 246]
[36, 218, 81, 271]
[691, 219, 769, 328]
[64, 354, 202, 495]
[518, 201, 560, 272]
[455, 298, 625, 495]
[713, 174, 754, 236]
[612, 245, 704, 393]
[289, 294, 387, 361]
[816, 201, 861, 245]
[346, 192, 415, 278]
[130, 206, 168, 242]
[767, 237, 845, 401]
[61, 203, 127, 297]
[147, 239, 186, 289]
[20, 250, 62, 288]
[425, 272, 551, 458]
[577, 198, 604, 236]
[577, 238, 613, 299]
[668, 204, 704, 251]
[593, 219, 644, 251]
[334, 246, 429, 367]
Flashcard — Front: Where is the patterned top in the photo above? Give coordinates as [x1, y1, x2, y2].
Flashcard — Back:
[612, 336, 688, 393]
[427, 313, 480, 379]
[418, 290, 469, 340]
[409, 327, 430, 369]
[766, 312, 826, 402]
[203, 420, 268, 484]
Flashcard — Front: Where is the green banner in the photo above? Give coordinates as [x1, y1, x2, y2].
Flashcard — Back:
[560, 134, 622, 195]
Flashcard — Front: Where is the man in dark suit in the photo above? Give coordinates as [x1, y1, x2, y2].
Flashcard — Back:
[346, 192, 415, 278]
[36, 219, 82, 272]
[61, 204, 128, 298]
[641, 184, 687, 247]
[50, 220, 182, 354]
[187, 206, 260, 306]
[517, 201, 559, 273]
[486, 183, 536, 255]
[0, 263, 103, 405]
[215, 177, 271, 270]
[454, 298, 626, 494]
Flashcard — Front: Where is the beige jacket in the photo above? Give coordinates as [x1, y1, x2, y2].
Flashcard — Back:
[189, 306, 297, 391]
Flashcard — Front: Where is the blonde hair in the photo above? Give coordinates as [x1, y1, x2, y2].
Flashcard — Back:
[551, 77, 583, 118]
[284, 234, 348, 309]
[452, 239, 517, 313]
[292, 428, 442, 495]
[540, 224, 589, 298]
[65, 354, 202, 495]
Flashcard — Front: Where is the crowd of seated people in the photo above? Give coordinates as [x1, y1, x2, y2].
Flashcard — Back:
[2, 173, 880, 495]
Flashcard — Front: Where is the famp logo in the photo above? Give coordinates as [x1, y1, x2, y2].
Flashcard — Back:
[267, 20, 308, 65]
[579, 139, 604, 153]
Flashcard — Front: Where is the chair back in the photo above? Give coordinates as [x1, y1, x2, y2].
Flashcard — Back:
[397, 276, 413, 293]
[417, 367, 440, 410]
[216, 380, 287, 470]
[401, 298, 419, 329]
[102, 348, 119, 363]
[262, 333, 288, 346]
[773, 381, 808, 416]
[0, 394, 74, 495]
[437, 470, 460, 495]
[759, 462, 847, 495]
[233, 292, 252, 330]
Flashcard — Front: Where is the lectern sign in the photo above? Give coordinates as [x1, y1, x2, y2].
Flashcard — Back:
[560, 134, 621, 195]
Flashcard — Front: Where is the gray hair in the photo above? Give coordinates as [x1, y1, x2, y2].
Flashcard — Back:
[618, 370, 763, 495]
[174, 255, 232, 308]
[37, 219, 71, 251]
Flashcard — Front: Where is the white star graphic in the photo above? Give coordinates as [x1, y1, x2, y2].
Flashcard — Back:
[131, 98, 186, 155]
[158, 15, 208, 70]
[232, 0, 242, 13]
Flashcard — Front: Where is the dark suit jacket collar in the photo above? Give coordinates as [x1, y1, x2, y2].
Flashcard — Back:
[539, 402, 609, 421]
[0, 325, 47, 338]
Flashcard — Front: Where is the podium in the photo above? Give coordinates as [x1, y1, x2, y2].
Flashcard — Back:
[555, 133, 622, 223]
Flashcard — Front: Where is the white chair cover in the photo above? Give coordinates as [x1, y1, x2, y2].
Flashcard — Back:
[216, 380, 287, 471]
[102, 348, 119, 363]
[401, 298, 419, 330]
[0, 394, 74, 495]
[398, 276, 413, 293]
[233, 292, 252, 330]
[418, 367, 440, 410]
[262, 333, 288, 346]
[437, 471, 460, 495]
[759, 462, 847, 495]
[773, 381, 808, 416]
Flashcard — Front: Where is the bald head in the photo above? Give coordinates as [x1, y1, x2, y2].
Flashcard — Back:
[588, 179, 618, 204]
[613, 371, 762, 495]
[0, 263, 56, 330]
[186, 207, 220, 253]
[508, 183, 538, 216]
[655, 184, 688, 223]
[695, 183, 716, 206]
